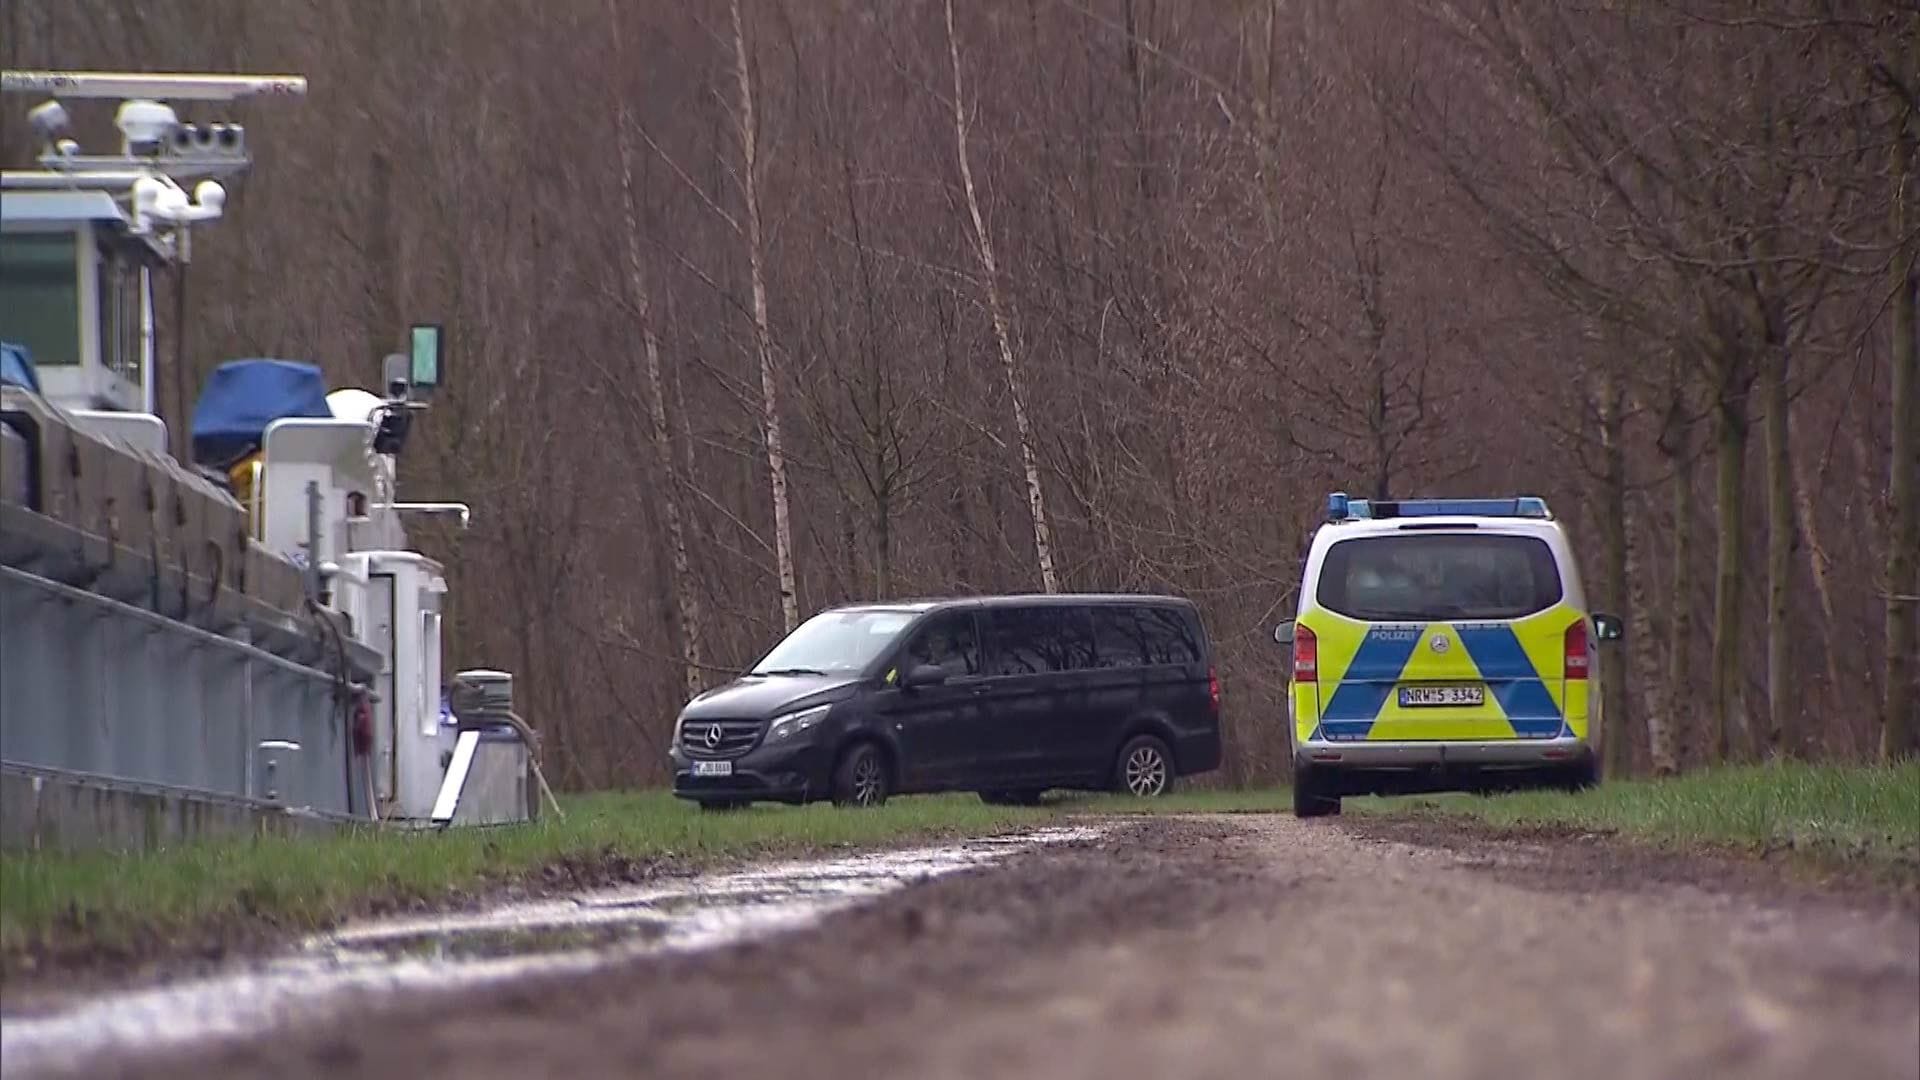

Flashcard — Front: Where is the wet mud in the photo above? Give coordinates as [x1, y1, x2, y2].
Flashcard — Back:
[1346, 811, 1920, 910]
[11, 813, 1919, 1080]
[0, 827, 1100, 1078]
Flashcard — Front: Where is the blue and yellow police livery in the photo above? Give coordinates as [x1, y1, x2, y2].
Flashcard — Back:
[1276, 494, 1622, 818]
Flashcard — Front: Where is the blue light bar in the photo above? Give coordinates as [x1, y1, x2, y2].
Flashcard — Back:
[1326, 494, 1552, 522]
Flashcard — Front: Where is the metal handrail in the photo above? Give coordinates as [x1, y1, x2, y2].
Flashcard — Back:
[0, 563, 344, 684]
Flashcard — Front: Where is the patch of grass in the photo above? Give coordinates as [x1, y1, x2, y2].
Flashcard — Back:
[14, 763, 1909, 959]
[0, 791, 1037, 955]
[1355, 762, 1920, 868]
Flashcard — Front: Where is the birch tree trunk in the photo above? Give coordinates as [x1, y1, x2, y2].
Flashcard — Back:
[1788, 420, 1851, 751]
[730, 0, 801, 631]
[1625, 491, 1677, 774]
[610, 37, 707, 701]
[944, 0, 1061, 594]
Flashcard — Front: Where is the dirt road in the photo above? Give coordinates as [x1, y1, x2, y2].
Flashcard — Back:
[125, 814, 1920, 1079]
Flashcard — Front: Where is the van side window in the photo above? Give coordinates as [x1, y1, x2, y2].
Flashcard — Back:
[983, 606, 1096, 675]
[904, 612, 981, 677]
[1057, 608, 1097, 670]
[1091, 606, 1147, 667]
[1133, 606, 1201, 665]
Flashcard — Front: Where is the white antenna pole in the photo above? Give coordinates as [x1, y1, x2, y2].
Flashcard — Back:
[0, 71, 307, 102]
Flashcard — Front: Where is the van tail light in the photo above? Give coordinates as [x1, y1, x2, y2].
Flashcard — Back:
[1293, 626, 1318, 682]
[1564, 620, 1590, 681]
[1208, 667, 1222, 713]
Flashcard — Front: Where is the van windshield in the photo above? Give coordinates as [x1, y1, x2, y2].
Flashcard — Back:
[1317, 534, 1562, 621]
[749, 610, 917, 676]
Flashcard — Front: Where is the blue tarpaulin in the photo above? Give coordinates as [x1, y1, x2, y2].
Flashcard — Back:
[190, 359, 331, 466]
[0, 342, 39, 395]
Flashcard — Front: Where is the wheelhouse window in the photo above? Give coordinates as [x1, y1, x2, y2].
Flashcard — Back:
[97, 245, 143, 387]
[0, 232, 81, 367]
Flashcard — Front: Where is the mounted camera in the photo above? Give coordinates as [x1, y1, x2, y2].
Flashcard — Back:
[369, 325, 445, 455]
[373, 353, 416, 454]
[115, 99, 179, 156]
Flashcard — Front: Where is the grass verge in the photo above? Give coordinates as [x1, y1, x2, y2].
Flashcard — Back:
[0, 791, 1040, 961]
[7, 763, 1913, 965]
[1352, 762, 1920, 872]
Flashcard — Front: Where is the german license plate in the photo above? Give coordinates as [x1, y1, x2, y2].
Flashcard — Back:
[691, 760, 733, 778]
[1399, 685, 1485, 708]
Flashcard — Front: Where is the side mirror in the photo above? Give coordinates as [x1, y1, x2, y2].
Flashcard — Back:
[902, 663, 949, 689]
[1591, 613, 1624, 642]
[1273, 621, 1296, 647]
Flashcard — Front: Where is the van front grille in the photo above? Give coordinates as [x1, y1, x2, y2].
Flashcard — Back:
[679, 719, 763, 759]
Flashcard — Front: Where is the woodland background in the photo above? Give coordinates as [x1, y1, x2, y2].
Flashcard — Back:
[5, 0, 1915, 788]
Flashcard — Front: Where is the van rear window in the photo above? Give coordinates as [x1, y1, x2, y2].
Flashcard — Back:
[1090, 606, 1203, 667]
[980, 604, 1204, 674]
[1317, 534, 1562, 621]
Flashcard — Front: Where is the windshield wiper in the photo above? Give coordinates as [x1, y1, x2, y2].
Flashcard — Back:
[752, 667, 830, 677]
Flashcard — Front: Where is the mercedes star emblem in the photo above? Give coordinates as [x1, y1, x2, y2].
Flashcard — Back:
[702, 724, 723, 749]
[1430, 636, 1451, 654]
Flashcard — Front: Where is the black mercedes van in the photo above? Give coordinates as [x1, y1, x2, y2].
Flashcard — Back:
[670, 595, 1223, 809]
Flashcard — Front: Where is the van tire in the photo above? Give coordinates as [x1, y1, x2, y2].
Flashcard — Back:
[1114, 735, 1174, 797]
[832, 742, 891, 808]
[1292, 767, 1342, 818]
[1560, 754, 1600, 793]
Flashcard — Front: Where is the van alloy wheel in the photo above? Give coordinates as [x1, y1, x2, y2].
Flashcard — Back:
[833, 743, 890, 808]
[1117, 736, 1172, 797]
[851, 755, 884, 806]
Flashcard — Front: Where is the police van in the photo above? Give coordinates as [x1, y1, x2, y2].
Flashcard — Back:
[1275, 493, 1622, 817]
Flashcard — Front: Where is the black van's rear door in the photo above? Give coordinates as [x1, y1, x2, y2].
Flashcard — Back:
[1085, 603, 1213, 760]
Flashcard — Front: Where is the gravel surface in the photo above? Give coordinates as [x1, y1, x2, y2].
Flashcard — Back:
[98, 814, 1920, 1079]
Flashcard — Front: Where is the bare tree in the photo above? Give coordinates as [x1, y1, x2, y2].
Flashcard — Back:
[18, 0, 1908, 787]
[729, 0, 802, 631]
[1591, 360, 1635, 778]
[943, 0, 1060, 593]
[725, 0, 802, 630]
[1885, 55, 1919, 760]
[610, 0, 707, 701]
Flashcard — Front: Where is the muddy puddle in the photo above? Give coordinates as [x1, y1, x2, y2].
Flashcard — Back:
[0, 826, 1100, 1078]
